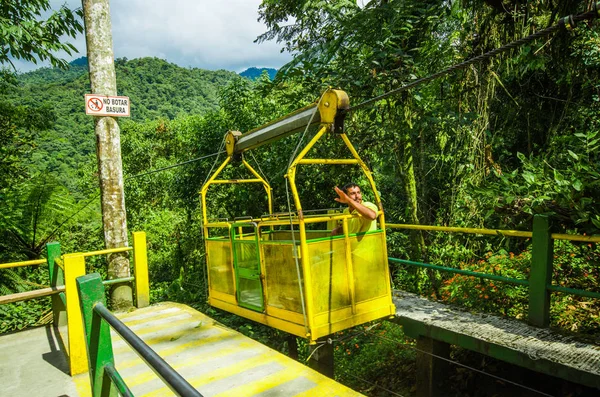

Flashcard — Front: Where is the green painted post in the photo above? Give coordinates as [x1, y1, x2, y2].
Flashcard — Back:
[529, 215, 553, 327]
[77, 273, 118, 397]
[47, 242, 66, 326]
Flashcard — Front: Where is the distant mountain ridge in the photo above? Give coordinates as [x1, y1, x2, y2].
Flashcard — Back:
[68, 58, 278, 81]
[7, 57, 239, 189]
[239, 67, 277, 80]
[69, 56, 88, 67]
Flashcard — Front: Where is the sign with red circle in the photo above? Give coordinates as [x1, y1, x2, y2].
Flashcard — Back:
[85, 94, 130, 117]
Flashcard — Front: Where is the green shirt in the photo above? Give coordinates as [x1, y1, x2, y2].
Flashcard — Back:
[344, 201, 378, 234]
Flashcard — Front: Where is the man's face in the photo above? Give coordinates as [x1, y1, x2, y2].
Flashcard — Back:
[345, 186, 362, 203]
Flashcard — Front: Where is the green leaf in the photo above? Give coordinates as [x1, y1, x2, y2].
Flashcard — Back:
[567, 150, 579, 160]
[522, 172, 535, 184]
[553, 169, 564, 183]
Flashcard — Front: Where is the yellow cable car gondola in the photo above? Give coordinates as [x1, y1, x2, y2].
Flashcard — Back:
[201, 89, 395, 344]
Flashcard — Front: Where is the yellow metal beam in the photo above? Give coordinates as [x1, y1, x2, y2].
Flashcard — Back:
[297, 159, 359, 165]
[210, 179, 264, 184]
[63, 253, 88, 375]
[133, 232, 149, 308]
[0, 258, 46, 269]
[241, 157, 273, 215]
[209, 297, 309, 338]
[387, 223, 533, 238]
[201, 156, 232, 225]
[551, 233, 600, 243]
[72, 246, 132, 258]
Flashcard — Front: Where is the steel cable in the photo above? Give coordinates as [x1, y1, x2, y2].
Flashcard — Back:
[366, 330, 555, 397]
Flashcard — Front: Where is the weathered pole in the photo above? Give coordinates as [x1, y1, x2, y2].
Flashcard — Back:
[82, 0, 132, 309]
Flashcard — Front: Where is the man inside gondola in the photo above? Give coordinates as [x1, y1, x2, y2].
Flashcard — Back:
[331, 182, 378, 236]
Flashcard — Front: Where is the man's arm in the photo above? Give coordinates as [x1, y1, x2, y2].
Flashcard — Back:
[334, 186, 377, 220]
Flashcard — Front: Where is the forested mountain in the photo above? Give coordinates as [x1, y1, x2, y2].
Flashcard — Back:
[2, 57, 237, 191]
[239, 67, 277, 80]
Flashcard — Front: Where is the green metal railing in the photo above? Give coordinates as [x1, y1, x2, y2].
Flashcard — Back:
[76, 273, 201, 397]
[388, 215, 600, 327]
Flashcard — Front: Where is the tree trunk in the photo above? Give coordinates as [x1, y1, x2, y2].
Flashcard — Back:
[82, 0, 132, 309]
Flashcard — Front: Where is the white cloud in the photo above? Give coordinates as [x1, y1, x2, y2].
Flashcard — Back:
[16, 0, 291, 73]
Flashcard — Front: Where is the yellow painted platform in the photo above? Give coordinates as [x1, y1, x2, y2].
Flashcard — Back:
[72, 302, 363, 396]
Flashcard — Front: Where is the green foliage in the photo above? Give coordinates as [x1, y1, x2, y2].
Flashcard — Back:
[0, 174, 97, 261]
[0, 92, 53, 190]
[394, 239, 600, 336]
[0, 298, 51, 333]
[472, 127, 600, 233]
[333, 322, 416, 396]
[438, 250, 530, 318]
[0, 0, 83, 70]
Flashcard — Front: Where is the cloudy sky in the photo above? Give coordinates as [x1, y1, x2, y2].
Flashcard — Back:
[14, 0, 292, 73]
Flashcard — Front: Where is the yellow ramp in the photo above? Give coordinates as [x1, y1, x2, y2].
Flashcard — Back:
[75, 302, 362, 396]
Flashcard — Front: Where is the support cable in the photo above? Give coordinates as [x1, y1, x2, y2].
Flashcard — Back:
[127, 150, 225, 180]
[366, 331, 555, 397]
[248, 150, 269, 182]
[340, 371, 406, 397]
[44, 147, 226, 246]
[348, 3, 600, 114]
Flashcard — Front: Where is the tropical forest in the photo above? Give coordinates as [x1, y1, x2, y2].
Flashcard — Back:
[1, 1, 600, 396]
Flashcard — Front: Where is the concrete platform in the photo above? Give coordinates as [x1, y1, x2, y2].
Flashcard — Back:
[1, 302, 363, 396]
[0, 325, 79, 397]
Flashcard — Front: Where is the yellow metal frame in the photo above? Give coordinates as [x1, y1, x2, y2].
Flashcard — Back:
[200, 155, 273, 228]
[0, 258, 47, 269]
[58, 232, 150, 376]
[201, 89, 395, 343]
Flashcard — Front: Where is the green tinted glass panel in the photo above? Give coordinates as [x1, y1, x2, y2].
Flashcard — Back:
[231, 223, 264, 312]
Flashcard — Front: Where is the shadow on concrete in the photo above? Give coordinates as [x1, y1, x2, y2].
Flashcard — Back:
[41, 325, 70, 375]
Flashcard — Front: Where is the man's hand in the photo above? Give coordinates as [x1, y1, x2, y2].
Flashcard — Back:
[334, 186, 349, 204]
[333, 186, 376, 221]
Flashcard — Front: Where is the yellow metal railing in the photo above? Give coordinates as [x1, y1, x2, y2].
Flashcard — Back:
[0, 232, 150, 376]
[0, 258, 47, 269]
[0, 250, 61, 305]
[387, 223, 600, 243]
[386, 220, 600, 328]
[62, 231, 149, 375]
[387, 223, 533, 238]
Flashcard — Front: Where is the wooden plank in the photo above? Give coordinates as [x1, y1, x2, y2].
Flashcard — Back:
[0, 286, 65, 305]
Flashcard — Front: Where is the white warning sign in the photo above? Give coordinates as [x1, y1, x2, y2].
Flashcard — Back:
[85, 94, 130, 117]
